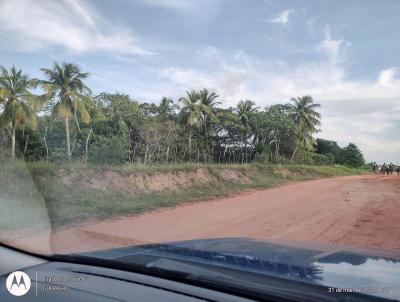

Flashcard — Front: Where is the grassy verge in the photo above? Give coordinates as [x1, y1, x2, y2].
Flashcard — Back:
[0, 161, 368, 231]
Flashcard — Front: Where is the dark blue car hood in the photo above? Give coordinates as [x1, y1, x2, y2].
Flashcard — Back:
[82, 238, 400, 301]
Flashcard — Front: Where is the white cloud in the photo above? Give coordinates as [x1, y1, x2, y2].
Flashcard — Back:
[0, 0, 150, 55]
[318, 103, 400, 163]
[378, 67, 399, 87]
[141, 0, 192, 10]
[269, 9, 293, 25]
[158, 43, 400, 162]
[320, 25, 346, 62]
[141, 0, 222, 20]
[161, 66, 249, 103]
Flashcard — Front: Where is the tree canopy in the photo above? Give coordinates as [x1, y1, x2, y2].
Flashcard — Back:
[0, 63, 366, 166]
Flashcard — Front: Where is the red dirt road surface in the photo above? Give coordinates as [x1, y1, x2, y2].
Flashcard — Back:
[16, 174, 400, 254]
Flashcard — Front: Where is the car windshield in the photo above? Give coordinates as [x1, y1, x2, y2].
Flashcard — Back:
[0, 0, 399, 301]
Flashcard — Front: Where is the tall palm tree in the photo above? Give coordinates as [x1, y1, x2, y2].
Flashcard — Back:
[179, 90, 207, 158]
[0, 66, 38, 160]
[235, 99, 257, 150]
[289, 95, 321, 163]
[199, 88, 220, 146]
[40, 62, 91, 161]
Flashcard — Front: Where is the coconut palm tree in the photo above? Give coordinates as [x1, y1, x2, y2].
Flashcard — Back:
[199, 88, 220, 147]
[0, 66, 38, 160]
[179, 90, 208, 159]
[236, 99, 257, 129]
[236, 99, 257, 146]
[40, 62, 91, 161]
[289, 95, 321, 163]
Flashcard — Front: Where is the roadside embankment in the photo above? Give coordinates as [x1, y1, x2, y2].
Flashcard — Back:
[0, 161, 367, 230]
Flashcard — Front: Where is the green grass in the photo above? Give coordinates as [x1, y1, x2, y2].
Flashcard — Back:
[0, 161, 368, 231]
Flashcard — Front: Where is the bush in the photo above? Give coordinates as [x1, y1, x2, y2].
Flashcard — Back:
[16, 128, 47, 161]
[89, 136, 129, 165]
[339, 143, 365, 167]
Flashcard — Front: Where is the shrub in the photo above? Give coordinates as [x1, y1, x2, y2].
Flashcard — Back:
[89, 136, 129, 165]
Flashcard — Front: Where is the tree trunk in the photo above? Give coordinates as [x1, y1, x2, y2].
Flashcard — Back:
[132, 143, 137, 163]
[204, 119, 208, 141]
[243, 131, 248, 164]
[11, 126, 16, 160]
[144, 143, 149, 165]
[128, 126, 132, 162]
[204, 119, 208, 161]
[85, 128, 92, 164]
[244, 139, 247, 164]
[23, 134, 30, 157]
[275, 136, 280, 164]
[43, 126, 49, 161]
[290, 142, 299, 164]
[71, 136, 77, 157]
[165, 145, 170, 165]
[181, 146, 187, 163]
[188, 126, 192, 160]
[65, 116, 71, 161]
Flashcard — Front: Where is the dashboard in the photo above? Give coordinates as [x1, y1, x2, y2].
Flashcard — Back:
[0, 245, 253, 302]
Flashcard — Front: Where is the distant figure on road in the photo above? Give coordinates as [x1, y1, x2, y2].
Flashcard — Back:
[396, 166, 400, 175]
[389, 163, 395, 174]
[380, 163, 388, 175]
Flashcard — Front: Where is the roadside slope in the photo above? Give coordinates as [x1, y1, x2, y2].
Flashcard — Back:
[0, 162, 366, 232]
[30, 163, 365, 227]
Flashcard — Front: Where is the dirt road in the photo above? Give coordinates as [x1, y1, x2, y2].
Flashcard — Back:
[14, 174, 400, 254]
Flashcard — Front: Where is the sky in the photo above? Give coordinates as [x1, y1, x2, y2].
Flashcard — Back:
[0, 0, 399, 163]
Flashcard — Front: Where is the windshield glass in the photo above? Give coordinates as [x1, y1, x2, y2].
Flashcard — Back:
[0, 0, 399, 301]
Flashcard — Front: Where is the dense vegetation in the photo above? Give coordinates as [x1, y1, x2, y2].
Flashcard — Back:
[0, 63, 365, 167]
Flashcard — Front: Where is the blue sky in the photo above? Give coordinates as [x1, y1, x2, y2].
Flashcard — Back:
[0, 0, 399, 162]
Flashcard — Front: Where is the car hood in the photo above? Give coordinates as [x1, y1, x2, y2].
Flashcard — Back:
[81, 238, 400, 301]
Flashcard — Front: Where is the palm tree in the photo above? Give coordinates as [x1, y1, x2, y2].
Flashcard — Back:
[0, 66, 38, 160]
[199, 88, 220, 153]
[179, 90, 207, 158]
[40, 62, 91, 161]
[289, 96, 321, 163]
[158, 97, 179, 121]
[236, 99, 257, 146]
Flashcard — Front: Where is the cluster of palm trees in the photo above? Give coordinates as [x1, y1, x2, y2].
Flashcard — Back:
[179, 89, 220, 158]
[0, 63, 91, 160]
[0, 66, 39, 160]
[0, 62, 322, 163]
